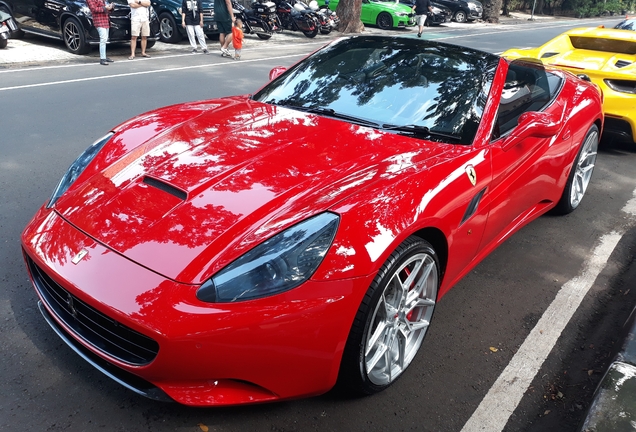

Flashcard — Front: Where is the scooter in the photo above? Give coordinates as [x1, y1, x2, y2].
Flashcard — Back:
[0, 9, 19, 49]
[232, 0, 279, 40]
[273, 0, 319, 38]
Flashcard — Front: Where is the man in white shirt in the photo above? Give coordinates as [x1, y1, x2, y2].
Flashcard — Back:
[128, 0, 151, 59]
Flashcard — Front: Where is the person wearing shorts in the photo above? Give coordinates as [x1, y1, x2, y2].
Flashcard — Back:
[412, 0, 432, 38]
[128, 0, 151, 59]
[214, 0, 234, 57]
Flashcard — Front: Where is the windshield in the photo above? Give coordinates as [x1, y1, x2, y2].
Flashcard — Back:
[253, 36, 499, 144]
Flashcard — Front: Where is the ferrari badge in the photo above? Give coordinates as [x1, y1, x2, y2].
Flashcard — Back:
[465, 165, 477, 186]
[72, 248, 88, 265]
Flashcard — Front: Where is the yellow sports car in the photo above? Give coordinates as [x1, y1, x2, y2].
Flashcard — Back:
[502, 26, 636, 144]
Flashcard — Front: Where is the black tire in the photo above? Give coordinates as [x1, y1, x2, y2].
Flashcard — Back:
[302, 27, 318, 38]
[145, 39, 155, 49]
[0, 37, 7, 49]
[159, 12, 181, 43]
[453, 10, 467, 22]
[63, 17, 89, 55]
[552, 124, 599, 215]
[338, 236, 440, 395]
[376, 11, 393, 30]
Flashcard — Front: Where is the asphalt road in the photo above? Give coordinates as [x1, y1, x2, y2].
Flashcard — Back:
[1, 16, 636, 432]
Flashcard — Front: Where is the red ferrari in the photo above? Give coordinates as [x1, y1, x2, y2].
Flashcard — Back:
[22, 36, 603, 406]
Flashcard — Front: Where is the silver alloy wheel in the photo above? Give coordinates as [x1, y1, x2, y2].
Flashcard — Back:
[365, 252, 438, 386]
[570, 128, 598, 208]
[160, 17, 174, 40]
[64, 20, 81, 52]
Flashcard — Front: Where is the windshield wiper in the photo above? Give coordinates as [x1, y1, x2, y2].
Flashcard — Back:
[382, 124, 461, 141]
[280, 104, 381, 128]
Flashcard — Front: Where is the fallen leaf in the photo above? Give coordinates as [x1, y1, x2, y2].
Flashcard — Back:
[625, 289, 631, 296]
[489, 347, 498, 353]
[557, 391, 564, 399]
[198, 424, 209, 432]
[588, 370, 594, 376]
[544, 410, 551, 415]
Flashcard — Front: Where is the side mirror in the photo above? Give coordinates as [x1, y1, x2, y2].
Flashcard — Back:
[269, 66, 287, 81]
[501, 111, 559, 151]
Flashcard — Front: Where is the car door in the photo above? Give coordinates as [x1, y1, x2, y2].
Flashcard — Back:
[479, 59, 569, 251]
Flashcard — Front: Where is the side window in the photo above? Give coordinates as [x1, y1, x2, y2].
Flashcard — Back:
[493, 59, 564, 139]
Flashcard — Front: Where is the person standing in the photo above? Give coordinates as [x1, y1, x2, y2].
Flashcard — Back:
[214, 0, 234, 57]
[128, 0, 151, 59]
[231, 18, 243, 60]
[86, 0, 114, 65]
[181, 0, 208, 53]
[412, 0, 432, 38]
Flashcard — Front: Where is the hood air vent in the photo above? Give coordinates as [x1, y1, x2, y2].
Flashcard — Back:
[541, 52, 559, 58]
[615, 60, 632, 68]
[143, 176, 187, 200]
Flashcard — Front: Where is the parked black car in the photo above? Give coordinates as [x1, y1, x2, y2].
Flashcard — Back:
[432, 0, 481, 22]
[152, 0, 216, 43]
[398, 0, 452, 25]
[0, 0, 160, 54]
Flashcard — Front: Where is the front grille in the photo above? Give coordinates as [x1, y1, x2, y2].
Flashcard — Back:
[26, 255, 159, 366]
[202, 8, 214, 19]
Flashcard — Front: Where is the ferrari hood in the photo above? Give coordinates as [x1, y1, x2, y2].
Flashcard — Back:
[55, 98, 451, 284]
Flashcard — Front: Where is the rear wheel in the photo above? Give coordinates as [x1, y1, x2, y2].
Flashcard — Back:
[255, 21, 273, 39]
[376, 11, 393, 29]
[552, 124, 599, 215]
[453, 10, 467, 22]
[63, 17, 89, 54]
[0, 38, 7, 49]
[338, 236, 439, 395]
[302, 27, 318, 37]
[159, 12, 181, 43]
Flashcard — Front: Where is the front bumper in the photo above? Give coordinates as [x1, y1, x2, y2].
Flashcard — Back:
[22, 208, 373, 406]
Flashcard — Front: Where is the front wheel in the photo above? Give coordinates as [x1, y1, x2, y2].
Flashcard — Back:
[338, 236, 440, 395]
[376, 11, 393, 30]
[552, 124, 599, 215]
[63, 17, 89, 54]
[159, 12, 181, 43]
[453, 10, 467, 23]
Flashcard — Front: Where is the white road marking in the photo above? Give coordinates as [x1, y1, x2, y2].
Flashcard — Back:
[462, 186, 636, 432]
[0, 52, 307, 91]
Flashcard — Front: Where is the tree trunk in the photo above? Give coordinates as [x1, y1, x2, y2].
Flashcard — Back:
[481, 0, 502, 22]
[336, 0, 365, 33]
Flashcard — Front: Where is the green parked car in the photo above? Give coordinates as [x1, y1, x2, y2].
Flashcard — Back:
[317, 0, 415, 29]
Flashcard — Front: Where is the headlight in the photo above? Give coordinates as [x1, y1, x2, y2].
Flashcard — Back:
[431, 6, 440, 13]
[197, 212, 339, 303]
[468, 2, 476, 9]
[395, 12, 407, 16]
[47, 132, 113, 208]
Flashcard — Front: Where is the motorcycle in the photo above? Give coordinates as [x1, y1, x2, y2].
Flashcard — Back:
[290, 0, 332, 34]
[0, 9, 19, 49]
[232, 0, 281, 40]
[306, 0, 339, 33]
[273, 0, 319, 38]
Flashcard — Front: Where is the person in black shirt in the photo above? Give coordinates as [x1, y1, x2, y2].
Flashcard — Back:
[412, 0, 432, 38]
[181, 0, 208, 53]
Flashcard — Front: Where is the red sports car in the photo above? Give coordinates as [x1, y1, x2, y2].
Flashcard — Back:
[22, 36, 603, 406]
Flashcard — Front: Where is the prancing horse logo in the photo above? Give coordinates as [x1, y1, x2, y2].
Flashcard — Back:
[72, 248, 88, 265]
[465, 165, 477, 187]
